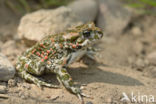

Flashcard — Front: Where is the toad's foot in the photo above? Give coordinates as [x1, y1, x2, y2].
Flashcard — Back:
[19, 71, 59, 88]
[73, 87, 91, 103]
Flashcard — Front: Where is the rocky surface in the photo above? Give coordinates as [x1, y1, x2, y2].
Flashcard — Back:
[149, 67, 156, 78]
[68, 0, 98, 23]
[18, 6, 82, 42]
[97, 0, 132, 36]
[0, 53, 15, 81]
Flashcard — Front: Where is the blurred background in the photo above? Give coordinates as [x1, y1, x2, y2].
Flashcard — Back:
[0, 0, 156, 104]
[2, 0, 156, 15]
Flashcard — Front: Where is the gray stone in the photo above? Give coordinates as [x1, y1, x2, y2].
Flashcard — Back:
[18, 6, 82, 42]
[0, 85, 7, 94]
[68, 0, 98, 23]
[86, 101, 93, 104]
[147, 52, 156, 65]
[97, 0, 132, 35]
[0, 53, 15, 81]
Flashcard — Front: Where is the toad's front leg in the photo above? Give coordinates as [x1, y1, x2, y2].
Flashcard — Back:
[85, 47, 101, 60]
[54, 66, 88, 103]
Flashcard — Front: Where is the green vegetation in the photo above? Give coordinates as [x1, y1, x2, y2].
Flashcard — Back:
[5, 0, 73, 15]
[121, 0, 156, 14]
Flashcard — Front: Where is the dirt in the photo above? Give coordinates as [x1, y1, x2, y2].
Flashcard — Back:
[0, 6, 156, 104]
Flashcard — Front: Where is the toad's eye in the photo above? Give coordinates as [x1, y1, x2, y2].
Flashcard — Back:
[83, 30, 90, 38]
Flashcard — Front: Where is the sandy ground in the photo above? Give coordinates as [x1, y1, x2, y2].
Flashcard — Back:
[0, 6, 156, 104]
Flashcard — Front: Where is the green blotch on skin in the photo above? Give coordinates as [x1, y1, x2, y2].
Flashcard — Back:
[69, 80, 73, 86]
[61, 69, 67, 73]
[70, 36, 79, 41]
[27, 68, 36, 74]
[94, 35, 99, 39]
[59, 37, 64, 42]
[62, 74, 70, 81]
[57, 60, 63, 65]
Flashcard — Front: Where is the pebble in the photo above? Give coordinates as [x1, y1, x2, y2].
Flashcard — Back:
[86, 101, 93, 104]
[8, 79, 16, 87]
[0, 85, 7, 94]
[135, 59, 148, 71]
[131, 26, 142, 36]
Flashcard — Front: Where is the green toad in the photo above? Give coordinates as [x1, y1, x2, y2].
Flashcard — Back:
[16, 22, 103, 103]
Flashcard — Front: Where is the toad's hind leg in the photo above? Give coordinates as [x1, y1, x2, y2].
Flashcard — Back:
[17, 58, 59, 88]
[54, 66, 89, 103]
[18, 70, 59, 88]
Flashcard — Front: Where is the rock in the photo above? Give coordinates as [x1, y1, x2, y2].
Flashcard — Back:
[0, 53, 15, 81]
[0, 85, 7, 94]
[147, 52, 156, 65]
[97, 0, 132, 35]
[135, 58, 148, 71]
[86, 101, 93, 104]
[50, 95, 59, 101]
[131, 26, 142, 36]
[68, 0, 98, 23]
[18, 6, 82, 42]
[8, 79, 16, 87]
[0, 94, 9, 99]
[1, 40, 20, 65]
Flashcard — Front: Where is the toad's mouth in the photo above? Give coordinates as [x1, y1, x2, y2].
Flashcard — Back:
[80, 39, 95, 47]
